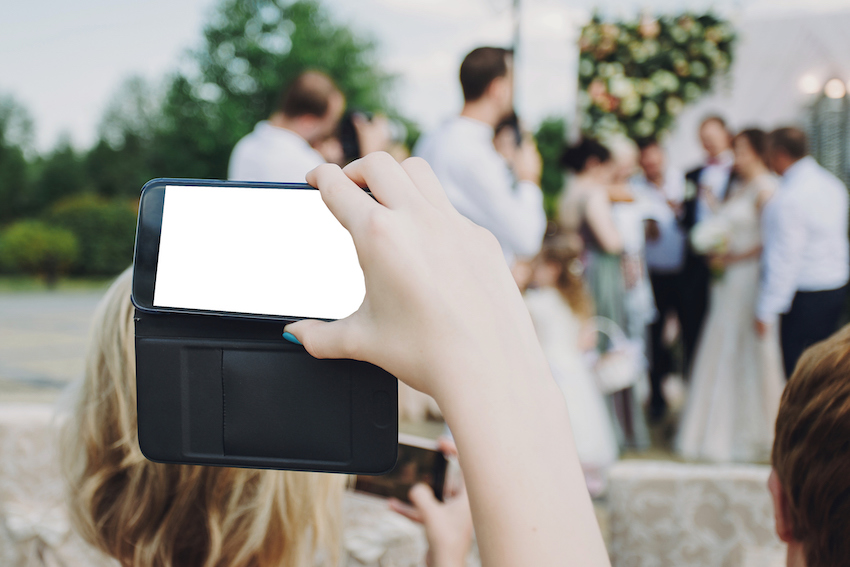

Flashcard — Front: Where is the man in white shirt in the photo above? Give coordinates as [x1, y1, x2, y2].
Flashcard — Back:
[228, 71, 344, 182]
[680, 116, 736, 378]
[756, 127, 849, 377]
[633, 138, 687, 420]
[415, 47, 546, 265]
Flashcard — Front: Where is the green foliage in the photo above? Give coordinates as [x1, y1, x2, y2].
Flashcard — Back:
[152, 0, 393, 178]
[27, 137, 91, 212]
[534, 117, 568, 220]
[0, 220, 78, 282]
[47, 195, 137, 276]
[578, 13, 736, 140]
[0, 95, 35, 222]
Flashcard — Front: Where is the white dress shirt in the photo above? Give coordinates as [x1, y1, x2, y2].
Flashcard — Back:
[228, 121, 325, 182]
[632, 168, 687, 273]
[696, 149, 735, 223]
[414, 116, 546, 263]
[757, 156, 850, 323]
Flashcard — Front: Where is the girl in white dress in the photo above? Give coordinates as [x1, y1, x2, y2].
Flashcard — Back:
[525, 235, 619, 494]
[676, 129, 786, 463]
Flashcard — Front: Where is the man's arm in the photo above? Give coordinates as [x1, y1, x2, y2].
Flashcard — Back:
[451, 143, 546, 258]
[757, 194, 806, 325]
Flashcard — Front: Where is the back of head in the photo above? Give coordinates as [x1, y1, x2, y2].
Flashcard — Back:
[560, 138, 611, 173]
[61, 269, 345, 567]
[538, 233, 593, 319]
[277, 71, 341, 118]
[772, 324, 850, 567]
[770, 127, 808, 161]
[460, 47, 512, 102]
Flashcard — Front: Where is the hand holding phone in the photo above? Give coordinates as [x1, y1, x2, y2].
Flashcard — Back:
[388, 438, 473, 567]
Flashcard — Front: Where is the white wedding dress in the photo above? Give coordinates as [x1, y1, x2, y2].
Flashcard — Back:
[676, 175, 786, 463]
[525, 287, 619, 474]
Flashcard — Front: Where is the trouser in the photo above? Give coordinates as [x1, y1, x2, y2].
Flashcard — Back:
[679, 255, 710, 380]
[648, 271, 685, 415]
[780, 285, 848, 378]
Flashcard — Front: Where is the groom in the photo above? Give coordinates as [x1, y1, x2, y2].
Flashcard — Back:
[756, 127, 849, 377]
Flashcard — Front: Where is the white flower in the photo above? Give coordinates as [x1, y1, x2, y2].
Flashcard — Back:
[666, 97, 684, 115]
[633, 119, 654, 137]
[691, 217, 731, 254]
[579, 58, 596, 78]
[642, 101, 660, 120]
[621, 94, 641, 116]
[609, 76, 635, 98]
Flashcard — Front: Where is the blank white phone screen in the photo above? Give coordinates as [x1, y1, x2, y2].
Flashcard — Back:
[153, 185, 365, 319]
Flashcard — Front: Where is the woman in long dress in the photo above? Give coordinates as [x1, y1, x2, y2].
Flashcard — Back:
[676, 129, 786, 463]
[524, 235, 619, 495]
[559, 138, 650, 450]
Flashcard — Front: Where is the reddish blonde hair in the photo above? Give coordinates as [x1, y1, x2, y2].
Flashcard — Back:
[772, 324, 850, 567]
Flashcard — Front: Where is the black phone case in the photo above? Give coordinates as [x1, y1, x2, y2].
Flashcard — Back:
[134, 309, 398, 474]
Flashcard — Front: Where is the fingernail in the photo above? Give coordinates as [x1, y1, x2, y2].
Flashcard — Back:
[282, 331, 302, 345]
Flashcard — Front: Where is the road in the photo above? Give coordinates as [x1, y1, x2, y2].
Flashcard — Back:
[0, 290, 106, 402]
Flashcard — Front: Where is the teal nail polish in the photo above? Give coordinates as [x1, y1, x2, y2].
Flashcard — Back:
[282, 331, 302, 345]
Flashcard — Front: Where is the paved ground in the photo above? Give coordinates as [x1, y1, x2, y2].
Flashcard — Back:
[0, 290, 107, 402]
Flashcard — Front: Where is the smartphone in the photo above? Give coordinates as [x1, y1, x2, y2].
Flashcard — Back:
[354, 433, 448, 503]
[132, 178, 365, 321]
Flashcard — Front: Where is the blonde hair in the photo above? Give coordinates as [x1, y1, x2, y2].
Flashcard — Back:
[61, 269, 346, 567]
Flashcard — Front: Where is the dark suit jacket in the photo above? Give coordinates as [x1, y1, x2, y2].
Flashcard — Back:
[682, 165, 737, 233]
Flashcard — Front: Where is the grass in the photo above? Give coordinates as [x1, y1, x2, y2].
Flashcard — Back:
[0, 275, 114, 293]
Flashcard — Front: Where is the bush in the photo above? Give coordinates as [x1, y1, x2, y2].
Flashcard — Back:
[534, 117, 568, 220]
[0, 220, 79, 285]
[48, 195, 137, 276]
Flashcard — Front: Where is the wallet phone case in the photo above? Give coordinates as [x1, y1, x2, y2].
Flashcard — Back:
[134, 309, 398, 474]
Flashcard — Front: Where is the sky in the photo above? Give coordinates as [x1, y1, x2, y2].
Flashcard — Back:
[2, 0, 850, 152]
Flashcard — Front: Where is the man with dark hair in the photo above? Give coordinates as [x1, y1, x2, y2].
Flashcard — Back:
[415, 47, 546, 265]
[228, 71, 345, 182]
[679, 115, 735, 378]
[756, 127, 849, 376]
[632, 138, 687, 420]
[769, 323, 850, 567]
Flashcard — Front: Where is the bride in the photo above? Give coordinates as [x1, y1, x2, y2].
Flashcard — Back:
[676, 128, 785, 463]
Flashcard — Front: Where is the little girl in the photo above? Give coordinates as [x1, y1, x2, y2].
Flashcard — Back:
[524, 235, 619, 495]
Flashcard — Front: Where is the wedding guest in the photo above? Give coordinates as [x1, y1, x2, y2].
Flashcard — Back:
[524, 234, 619, 496]
[632, 138, 687, 421]
[681, 116, 736, 377]
[558, 139, 621, 319]
[677, 129, 785, 463]
[607, 138, 653, 450]
[415, 47, 546, 265]
[757, 127, 849, 377]
[228, 71, 344, 182]
[770, 324, 850, 567]
[560, 139, 648, 450]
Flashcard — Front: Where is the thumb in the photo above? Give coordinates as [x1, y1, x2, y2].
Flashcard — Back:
[408, 483, 440, 518]
[283, 317, 360, 360]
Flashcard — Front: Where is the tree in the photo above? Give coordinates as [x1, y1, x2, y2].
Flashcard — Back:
[27, 135, 90, 213]
[0, 95, 35, 222]
[152, 0, 394, 179]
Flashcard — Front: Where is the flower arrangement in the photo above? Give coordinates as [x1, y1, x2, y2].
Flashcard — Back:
[578, 13, 736, 140]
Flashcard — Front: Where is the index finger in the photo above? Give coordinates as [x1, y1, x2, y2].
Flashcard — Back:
[307, 163, 380, 231]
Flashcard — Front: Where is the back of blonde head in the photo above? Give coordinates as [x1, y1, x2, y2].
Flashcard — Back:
[61, 269, 345, 567]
